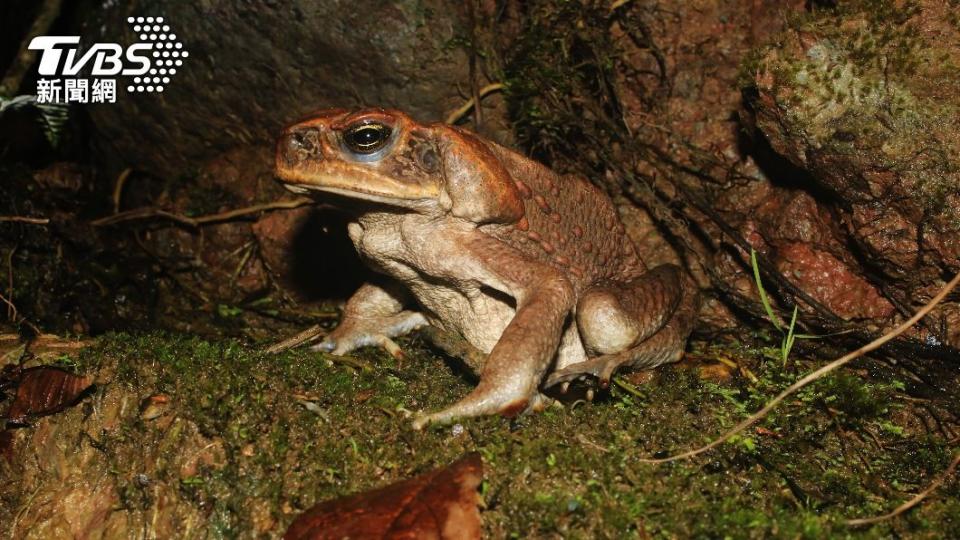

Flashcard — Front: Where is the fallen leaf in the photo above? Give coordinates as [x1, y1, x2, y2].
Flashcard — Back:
[4, 366, 93, 425]
[284, 452, 483, 540]
[354, 388, 376, 403]
[139, 393, 171, 420]
[697, 362, 735, 382]
[755, 427, 783, 439]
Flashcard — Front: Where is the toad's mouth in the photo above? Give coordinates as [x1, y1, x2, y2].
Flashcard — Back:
[276, 170, 438, 206]
[282, 183, 431, 207]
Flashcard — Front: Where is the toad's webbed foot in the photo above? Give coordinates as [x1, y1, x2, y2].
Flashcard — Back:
[547, 264, 700, 390]
[543, 328, 679, 389]
[412, 391, 551, 430]
[315, 281, 426, 359]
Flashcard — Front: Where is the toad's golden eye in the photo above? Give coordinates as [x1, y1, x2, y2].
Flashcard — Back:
[343, 122, 392, 155]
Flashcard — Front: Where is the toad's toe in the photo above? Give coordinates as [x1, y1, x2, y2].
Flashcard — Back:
[311, 339, 337, 353]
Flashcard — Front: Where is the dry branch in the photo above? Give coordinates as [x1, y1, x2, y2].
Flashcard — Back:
[640, 269, 960, 465]
[91, 198, 314, 228]
[846, 451, 960, 526]
[0, 216, 50, 225]
[445, 83, 505, 125]
[265, 324, 325, 354]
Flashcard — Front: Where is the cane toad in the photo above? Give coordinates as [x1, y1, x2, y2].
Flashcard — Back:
[275, 108, 699, 429]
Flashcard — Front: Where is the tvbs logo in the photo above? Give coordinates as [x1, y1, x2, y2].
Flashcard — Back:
[30, 36, 152, 76]
[29, 16, 188, 103]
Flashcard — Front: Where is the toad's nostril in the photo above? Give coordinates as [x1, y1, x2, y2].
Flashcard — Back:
[281, 127, 321, 165]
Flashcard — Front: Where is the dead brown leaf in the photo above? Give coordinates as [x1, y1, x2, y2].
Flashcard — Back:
[139, 393, 171, 421]
[4, 366, 93, 425]
[354, 388, 376, 403]
[284, 452, 484, 540]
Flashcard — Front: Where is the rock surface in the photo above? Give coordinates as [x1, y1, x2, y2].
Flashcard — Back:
[8, 0, 955, 347]
[745, 0, 960, 341]
[74, 0, 481, 179]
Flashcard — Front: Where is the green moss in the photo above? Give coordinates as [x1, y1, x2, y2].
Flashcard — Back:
[0, 332, 937, 536]
[500, 1, 629, 173]
[813, 373, 896, 422]
[743, 0, 960, 220]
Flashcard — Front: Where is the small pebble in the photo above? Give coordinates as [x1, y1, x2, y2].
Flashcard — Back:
[451, 423, 464, 436]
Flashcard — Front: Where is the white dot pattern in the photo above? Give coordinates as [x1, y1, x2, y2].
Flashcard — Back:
[126, 15, 188, 95]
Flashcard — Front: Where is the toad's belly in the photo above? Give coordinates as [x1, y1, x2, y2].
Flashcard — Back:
[405, 277, 589, 371]
[349, 218, 588, 368]
[404, 280, 514, 354]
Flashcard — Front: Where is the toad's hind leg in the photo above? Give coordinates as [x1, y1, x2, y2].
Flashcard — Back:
[544, 264, 699, 389]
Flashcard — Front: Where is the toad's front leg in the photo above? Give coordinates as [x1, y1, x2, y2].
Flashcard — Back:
[316, 280, 427, 359]
[412, 237, 575, 430]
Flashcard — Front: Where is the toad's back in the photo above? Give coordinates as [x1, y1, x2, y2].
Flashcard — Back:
[480, 142, 645, 287]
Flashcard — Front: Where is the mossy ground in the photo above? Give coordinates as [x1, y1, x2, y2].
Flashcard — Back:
[2, 4, 958, 537]
[5, 331, 955, 538]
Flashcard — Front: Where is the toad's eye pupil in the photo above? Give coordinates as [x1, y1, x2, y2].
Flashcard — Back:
[355, 128, 379, 145]
[344, 123, 391, 154]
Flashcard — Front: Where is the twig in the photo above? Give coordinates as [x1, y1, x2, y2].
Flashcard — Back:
[5, 245, 15, 320]
[444, 83, 505, 125]
[265, 324, 325, 354]
[0, 216, 50, 225]
[230, 241, 256, 284]
[613, 376, 645, 398]
[91, 198, 314, 227]
[112, 168, 132, 214]
[1, 284, 16, 325]
[0, 290, 40, 334]
[846, 451, 960, 526]
[92, 207, 196, 228]
[32, 334, 92, 349]
[640, 270, 960, 464]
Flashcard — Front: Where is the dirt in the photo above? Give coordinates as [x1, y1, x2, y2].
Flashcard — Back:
[2, 333, 958, 538]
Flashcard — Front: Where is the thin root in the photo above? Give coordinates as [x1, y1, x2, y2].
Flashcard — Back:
[846, 451, 960, 527]
[444, 83, 505, 125]
[111, 168, 132, 214]
[640, 270, 960, 464]
[92, 198, 315, 228]
[265, 324, 325, 354]
[0, 216, 49, 225]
